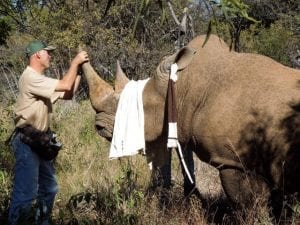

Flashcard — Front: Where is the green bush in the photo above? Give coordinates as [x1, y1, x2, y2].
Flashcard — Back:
[240, 16, 299, 67]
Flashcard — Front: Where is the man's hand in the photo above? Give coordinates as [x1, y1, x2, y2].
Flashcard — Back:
[72, 51, 89, 66]
[56, 51, 89, 92]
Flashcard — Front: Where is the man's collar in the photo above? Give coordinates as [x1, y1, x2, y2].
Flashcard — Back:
[27, 66, 44, 75]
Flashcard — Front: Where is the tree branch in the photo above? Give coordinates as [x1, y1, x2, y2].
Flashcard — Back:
[167, 1, 180, 26]
[167, 1, 187, 33]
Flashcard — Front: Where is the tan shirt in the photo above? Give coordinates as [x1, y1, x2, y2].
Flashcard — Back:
[14, 66, 64, 132]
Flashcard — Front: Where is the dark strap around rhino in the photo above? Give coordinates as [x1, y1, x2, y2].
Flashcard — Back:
[167, 79, 177, 124]
[167, 78, 178, 146]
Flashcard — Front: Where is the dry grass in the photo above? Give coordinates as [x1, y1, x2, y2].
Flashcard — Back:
[50, 100, 211, 224]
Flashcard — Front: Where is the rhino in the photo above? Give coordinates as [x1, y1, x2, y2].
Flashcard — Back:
[81, 35, 300, 218]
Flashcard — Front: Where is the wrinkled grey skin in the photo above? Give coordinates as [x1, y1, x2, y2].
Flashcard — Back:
[82, 35, 300, 217]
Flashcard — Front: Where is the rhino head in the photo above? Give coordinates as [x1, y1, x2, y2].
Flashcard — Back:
[81, 47, 195, 142]
[80, 59, 128, 141]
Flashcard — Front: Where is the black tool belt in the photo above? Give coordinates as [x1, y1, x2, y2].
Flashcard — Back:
[18, 125, 62, 161]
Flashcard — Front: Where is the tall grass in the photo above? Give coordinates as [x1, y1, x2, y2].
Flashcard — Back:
[49, 100, 211, 225]
[0, 104, 14, 225]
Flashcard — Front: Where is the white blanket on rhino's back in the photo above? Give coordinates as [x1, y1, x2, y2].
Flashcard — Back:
[109, 79, 149, 159]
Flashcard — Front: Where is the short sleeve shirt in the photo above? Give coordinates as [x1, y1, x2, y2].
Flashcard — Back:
[14, 66, 64, 132]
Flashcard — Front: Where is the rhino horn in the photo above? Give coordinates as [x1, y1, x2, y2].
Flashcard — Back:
[78, 46, 113, 111]
[114, 60, 129, 92]
[160, 46, 196, 73]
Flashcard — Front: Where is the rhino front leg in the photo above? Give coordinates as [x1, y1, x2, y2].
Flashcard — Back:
[178, 143, 199, 197]
[152, 146, 198, 196]
[147, 141, 198, 206]
[150, 149, 172, 190]
[147, 148, 172, 207]
[146, 138, 171, 189]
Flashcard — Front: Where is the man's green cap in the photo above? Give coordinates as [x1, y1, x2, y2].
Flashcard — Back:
[25, 40, 56, 57]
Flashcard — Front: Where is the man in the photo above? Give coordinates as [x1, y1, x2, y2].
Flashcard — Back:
[8, 40, 88, 225]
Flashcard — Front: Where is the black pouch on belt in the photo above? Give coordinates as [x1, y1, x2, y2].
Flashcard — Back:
[19, 125, 62, 160]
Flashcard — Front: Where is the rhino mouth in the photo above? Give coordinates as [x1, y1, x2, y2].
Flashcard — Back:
[95, 112, 115, 142]
[95, 124, 112, 142]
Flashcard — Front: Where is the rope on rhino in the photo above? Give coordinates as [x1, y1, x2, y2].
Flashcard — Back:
[167, 63, 194, 185]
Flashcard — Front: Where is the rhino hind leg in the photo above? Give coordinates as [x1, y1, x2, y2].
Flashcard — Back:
[268, 188, 289, 224]
[219, 168, 271, 216]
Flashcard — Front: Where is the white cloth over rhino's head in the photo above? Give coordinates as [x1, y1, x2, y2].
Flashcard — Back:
[80, 47, 195, 141]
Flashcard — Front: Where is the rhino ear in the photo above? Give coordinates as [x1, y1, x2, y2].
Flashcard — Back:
[114, 60, 129, 92]
[161, 47, 196, 73]
[174, 47, 196, 70]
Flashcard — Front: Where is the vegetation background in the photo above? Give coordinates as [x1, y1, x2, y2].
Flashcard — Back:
[0, 0, 299, 224]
